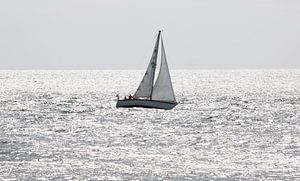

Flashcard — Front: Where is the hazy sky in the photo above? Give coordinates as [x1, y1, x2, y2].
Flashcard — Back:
[0, 0, 300, 69]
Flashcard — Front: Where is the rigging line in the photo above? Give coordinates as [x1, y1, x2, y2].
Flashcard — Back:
[140, 33, 159, 67]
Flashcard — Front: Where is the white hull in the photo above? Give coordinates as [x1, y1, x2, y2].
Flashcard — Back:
[116, 99, 177, 110]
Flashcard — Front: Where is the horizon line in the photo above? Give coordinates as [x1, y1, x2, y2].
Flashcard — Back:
[0, 68, 299, 71]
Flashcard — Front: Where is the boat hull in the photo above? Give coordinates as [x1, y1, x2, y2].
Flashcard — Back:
[116, 99, 177, 110]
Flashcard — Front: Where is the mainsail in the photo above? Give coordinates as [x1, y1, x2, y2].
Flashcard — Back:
[134, 31, 161, 98]
[151, 36, 176, 102]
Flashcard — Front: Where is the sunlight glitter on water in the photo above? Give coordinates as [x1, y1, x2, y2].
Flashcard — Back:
[0, 70, 299, 180]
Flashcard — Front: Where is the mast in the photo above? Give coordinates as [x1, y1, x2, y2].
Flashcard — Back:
[150, 30, 161, 100]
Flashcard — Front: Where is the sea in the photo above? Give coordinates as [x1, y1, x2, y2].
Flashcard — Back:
[0, 70, 299, 180]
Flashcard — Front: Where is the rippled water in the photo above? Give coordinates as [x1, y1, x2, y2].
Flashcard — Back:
[0, 70, 299, 180]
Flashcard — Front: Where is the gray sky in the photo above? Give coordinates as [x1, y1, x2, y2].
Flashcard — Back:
[0, 0, 300, 69]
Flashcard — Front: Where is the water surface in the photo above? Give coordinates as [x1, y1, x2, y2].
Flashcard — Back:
[0, 70, 299, 180]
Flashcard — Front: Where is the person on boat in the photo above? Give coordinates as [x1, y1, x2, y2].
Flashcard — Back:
[129, 94, 133, 100]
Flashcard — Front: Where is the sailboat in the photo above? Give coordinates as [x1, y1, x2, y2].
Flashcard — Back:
[116, 30, 177, 110]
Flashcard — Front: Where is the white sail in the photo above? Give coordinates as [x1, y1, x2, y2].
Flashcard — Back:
[151, 36, 176, 102]
[134, 32, 161, 98]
